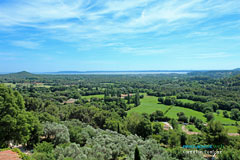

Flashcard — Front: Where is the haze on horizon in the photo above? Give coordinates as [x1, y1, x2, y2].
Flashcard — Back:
[0, 0, 240, 72]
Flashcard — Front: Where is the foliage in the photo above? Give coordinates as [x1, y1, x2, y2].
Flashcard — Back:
[43, 122, 70, 145]
[204, 120, 228, 145]
[0, 84, 42, 147]
[54, 126, 172, 160]
[218, 147, 240, 160]
[11, 148, 32, 160]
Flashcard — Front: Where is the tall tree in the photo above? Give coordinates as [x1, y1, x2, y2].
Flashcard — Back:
[136, 118, 152, 139]
[134, 146, 141, 160]
[0, 84, 41, 147]
[204, 120, 228, 145]
[127, 93, 131, 104]
[134, 91, 140, 106]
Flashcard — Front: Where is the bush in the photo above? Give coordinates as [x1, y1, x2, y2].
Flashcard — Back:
[43, 122, 70, 145]
[34, 142, 54, 153]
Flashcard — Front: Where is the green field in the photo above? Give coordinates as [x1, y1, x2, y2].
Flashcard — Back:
[35, 83, 51, 88]
[2, 83, 16, 87]
[214, 110, 237, 125]
[82, 94, 104, 99]
[183, 124, 238, 133]
[128, 95, 206, 122]
[224, 126, 239, 133]
[178, 99, 195, 104]
[127, 95, 170, 115]
[165, 106, 207, 122]
[2, 82, 51, 88]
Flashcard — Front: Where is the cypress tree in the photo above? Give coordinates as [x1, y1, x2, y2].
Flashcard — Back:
[134, 146, 141, 160]
[127, 93, 130, 104]
[134, 91, 140, 106]
[117, 123, 120, 133]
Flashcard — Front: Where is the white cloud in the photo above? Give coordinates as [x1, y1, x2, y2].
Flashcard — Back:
[118, 46, 166, 56]
[0, 0, 240, 47]
[11, 40, 40, 49]
[194, 52, 231, 59]
[178, 52, 232, 59]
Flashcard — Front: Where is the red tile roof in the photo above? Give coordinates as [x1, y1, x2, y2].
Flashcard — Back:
[0, 150, 21, 160]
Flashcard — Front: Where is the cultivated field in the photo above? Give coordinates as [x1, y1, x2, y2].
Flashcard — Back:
[127, 95, 170, 115]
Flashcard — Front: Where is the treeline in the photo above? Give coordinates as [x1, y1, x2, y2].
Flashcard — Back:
[176, 94, 208, 103]
[158, 97, 218, 113]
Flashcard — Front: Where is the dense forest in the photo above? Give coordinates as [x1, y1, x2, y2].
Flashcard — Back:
[0, 71, 240, 160]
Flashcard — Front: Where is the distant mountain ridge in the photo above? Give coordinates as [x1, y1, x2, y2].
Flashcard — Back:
[1, 68, 240, 75]
[56, 70, 195, 74]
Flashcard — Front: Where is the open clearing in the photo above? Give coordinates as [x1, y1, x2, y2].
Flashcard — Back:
[127, 95, 170, 115]
[128, 95, 207, 121]
[82, 94, 104, 99]
[178, 99, 196, 104]
[165, 106, 206, 122]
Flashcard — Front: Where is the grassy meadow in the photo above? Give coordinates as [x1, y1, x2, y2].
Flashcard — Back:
[165, 106, 206, 122]
[82, 94, 104, 99]
[128, 95, 206, 121]
[127, 95, 171, 115]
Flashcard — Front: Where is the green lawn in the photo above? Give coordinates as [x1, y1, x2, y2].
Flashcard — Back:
[127, 95, 170, 115]
[82, 94, 104, 99]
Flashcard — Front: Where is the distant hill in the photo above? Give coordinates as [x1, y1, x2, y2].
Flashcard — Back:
[11, 71, 34, 76]
[233, 68, 240, 71]
[0, 71, 38, 79]
[188, 69, 240, 78]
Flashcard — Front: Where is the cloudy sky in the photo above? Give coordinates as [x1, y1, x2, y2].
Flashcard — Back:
[0, 0, 240, 72]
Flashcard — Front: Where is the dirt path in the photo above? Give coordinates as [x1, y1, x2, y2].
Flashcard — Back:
[228, 133, 240, 136]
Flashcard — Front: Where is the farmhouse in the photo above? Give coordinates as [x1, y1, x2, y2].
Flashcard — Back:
[63, 98, 77, 104]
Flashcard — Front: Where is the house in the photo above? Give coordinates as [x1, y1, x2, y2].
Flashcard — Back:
[63, 98, 77, 104]
[0, 150, 21, 160]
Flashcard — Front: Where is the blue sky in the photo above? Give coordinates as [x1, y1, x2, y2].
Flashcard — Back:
[0, 0, 240, 72]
